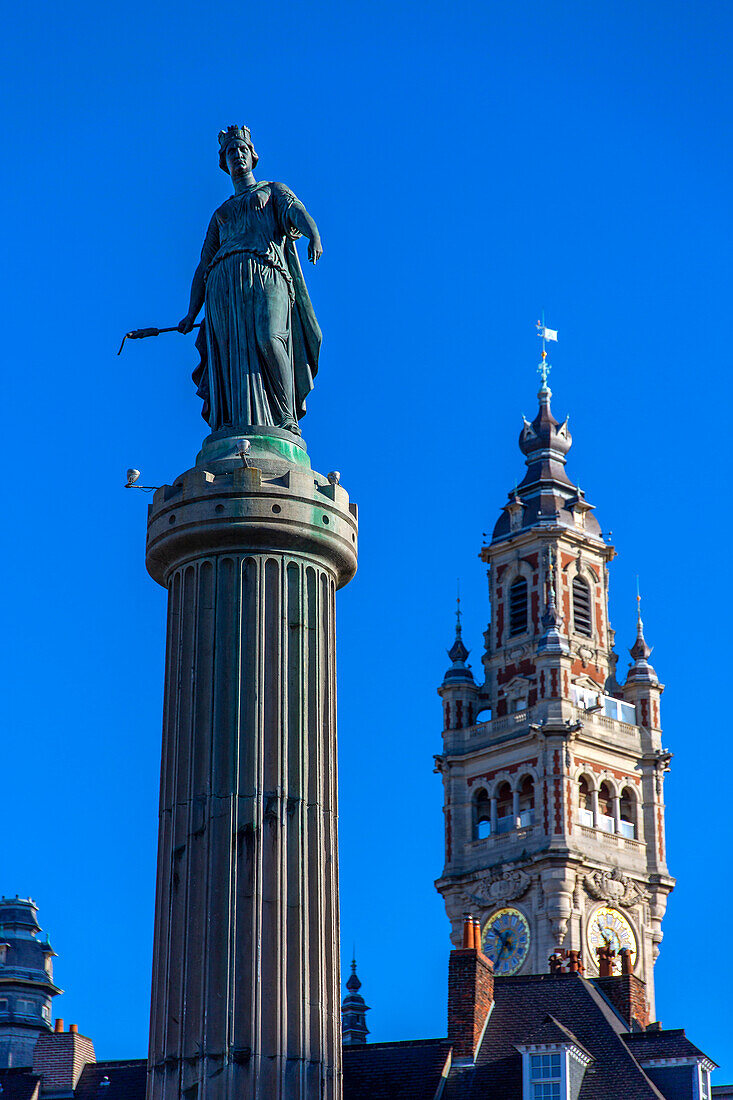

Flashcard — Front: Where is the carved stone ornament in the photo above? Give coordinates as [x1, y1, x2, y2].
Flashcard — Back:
[583, 867, 649, 908]
[469, 869, 532, 908]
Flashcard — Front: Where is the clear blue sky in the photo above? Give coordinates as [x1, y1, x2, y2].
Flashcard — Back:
[3, 0, 732, 1081]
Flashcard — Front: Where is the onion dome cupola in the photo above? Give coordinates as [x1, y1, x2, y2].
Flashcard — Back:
[492, 364, 601, 543]
[341, 958, 370, 1046]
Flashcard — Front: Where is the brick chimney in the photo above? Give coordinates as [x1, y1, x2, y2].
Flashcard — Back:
[447, 916, 494, 1062]
[32, 1022, 96, 1092]
[593, 949, 650, 1031]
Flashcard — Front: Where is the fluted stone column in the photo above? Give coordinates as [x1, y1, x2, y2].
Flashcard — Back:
[145, 430, 357, 1100]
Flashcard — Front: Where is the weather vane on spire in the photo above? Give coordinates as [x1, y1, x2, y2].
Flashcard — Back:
[535, 312, 558, 390]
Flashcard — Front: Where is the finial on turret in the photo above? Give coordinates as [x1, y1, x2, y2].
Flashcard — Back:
[536, 314, 558, 397]
[631, 578, 652, 662]
[443, 585, 474, 683]
[627, 579, 657, 684]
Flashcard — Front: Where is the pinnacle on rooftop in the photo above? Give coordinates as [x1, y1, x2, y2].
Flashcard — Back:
[627, 594, 657, 685]
[442, 596, 475, 685]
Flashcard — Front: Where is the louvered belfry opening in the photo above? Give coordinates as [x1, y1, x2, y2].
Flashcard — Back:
[572, 576, 592, 636]
[509, 577, 528, 636]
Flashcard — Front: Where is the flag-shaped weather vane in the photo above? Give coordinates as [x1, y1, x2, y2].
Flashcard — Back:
[535, 312, 558, 390]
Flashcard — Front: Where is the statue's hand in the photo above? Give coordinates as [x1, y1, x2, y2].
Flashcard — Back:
[308, 238, 323, 264]
[178, 314, 196, 334]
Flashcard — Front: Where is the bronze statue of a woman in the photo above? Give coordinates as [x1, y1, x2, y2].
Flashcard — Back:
[178, 125, 323, 436]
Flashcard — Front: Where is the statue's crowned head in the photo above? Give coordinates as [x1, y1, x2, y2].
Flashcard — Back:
[218, 124, 259, 173]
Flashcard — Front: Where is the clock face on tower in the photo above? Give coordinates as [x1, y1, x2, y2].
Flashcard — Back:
[587, 905, 638, 971]
[481, 907, 531, 975]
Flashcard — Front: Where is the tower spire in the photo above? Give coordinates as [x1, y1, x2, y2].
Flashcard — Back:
[443, 587, 474, 684]
[455, 581, 463, 639]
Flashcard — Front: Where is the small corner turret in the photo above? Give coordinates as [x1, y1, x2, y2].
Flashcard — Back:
[438, 595, 479, 737]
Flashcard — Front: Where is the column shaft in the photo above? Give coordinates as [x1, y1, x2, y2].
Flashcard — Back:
[147, 552, 340, 1100]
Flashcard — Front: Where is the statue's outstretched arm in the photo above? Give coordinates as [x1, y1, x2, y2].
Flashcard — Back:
[289, 204, 323, 264]
[179, 263, 206, 333]
[179, 214, 220, 332]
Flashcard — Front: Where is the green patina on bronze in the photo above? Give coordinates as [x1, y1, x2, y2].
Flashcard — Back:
[180, 124, 323, 439]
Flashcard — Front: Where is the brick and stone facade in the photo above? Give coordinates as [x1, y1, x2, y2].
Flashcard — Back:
[435, 374, 674, 1019]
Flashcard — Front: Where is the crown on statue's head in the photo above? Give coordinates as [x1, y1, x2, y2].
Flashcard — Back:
[218, 124, 258, 172]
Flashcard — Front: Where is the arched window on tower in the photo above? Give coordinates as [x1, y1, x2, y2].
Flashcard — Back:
[619, 786, 637, 839]
[517, 775, 535, 827]
[572, 576, 592, 636]
[474, 788, 491, 840]
[578, 775, 594, 827]
[509, 577, 528, 636]
[496, 781, 513, 834]
[598, 782, 614, 833]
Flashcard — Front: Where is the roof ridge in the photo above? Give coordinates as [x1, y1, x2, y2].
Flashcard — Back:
[83, 1059, 147, 1068]
[344, 1037, 450, 1050]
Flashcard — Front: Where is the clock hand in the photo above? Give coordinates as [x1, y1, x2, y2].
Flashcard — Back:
[493, 930, 508, 966]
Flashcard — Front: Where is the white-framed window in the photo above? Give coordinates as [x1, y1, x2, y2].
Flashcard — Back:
[519, 1043, 592, 1100]
[17, 999, 36, 1017]
[41, 1004, 51, 1022]
[529, 1053, 563, 1099]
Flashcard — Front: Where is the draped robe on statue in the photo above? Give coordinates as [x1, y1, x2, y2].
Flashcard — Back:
[191, 181, 321, 432]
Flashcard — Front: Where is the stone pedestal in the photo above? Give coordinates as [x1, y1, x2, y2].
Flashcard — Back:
[145, 431, 358, 1100]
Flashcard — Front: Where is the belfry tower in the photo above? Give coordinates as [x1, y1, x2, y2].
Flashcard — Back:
[434, 340, 674, 1019]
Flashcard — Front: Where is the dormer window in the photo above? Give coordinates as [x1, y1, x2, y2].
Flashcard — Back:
[509, 577, 528, 636]
[572, 577, 592, 636]
[517, 1038, 594, 1100]
[529, 1052, 562, 1098]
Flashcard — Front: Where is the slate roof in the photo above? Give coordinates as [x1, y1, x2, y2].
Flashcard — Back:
[74, 1059, 146, 1100]
[517, 1013, 592, 1060]
[0, 1067, 41, 1100]
[623, 1029, 714, 1064]
[342, 1038, 452, 1100]
[0, 976, 718, 1100]
[444, 973, 667, 1100]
